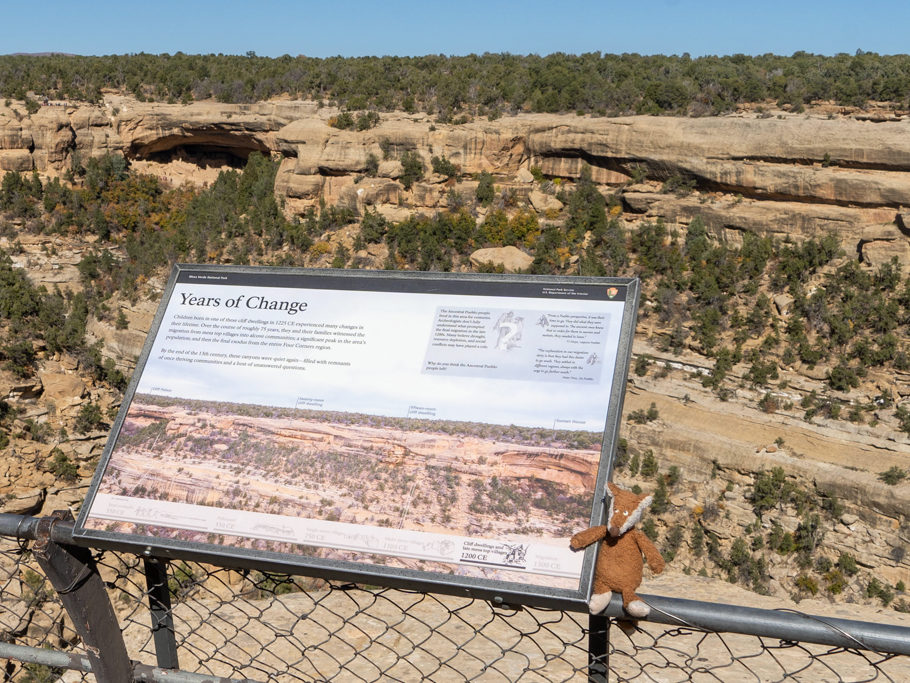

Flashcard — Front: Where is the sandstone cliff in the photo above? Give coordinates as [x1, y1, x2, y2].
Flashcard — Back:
[0, 96, 907, 609]
[2, 97, 910, 268]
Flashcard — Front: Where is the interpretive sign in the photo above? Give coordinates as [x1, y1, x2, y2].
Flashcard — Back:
[75, 265, 639, 609]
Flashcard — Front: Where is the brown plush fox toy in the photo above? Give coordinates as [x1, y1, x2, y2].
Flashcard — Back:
[570, 482, 665, 617]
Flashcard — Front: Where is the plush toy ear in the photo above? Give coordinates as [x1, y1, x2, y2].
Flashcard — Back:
[604, 483, 616, 528]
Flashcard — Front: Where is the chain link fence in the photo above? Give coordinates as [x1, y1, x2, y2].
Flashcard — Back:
[0, 514, 907, 682]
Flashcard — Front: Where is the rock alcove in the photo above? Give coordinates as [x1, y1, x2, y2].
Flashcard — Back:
[126, 132, 273, 183]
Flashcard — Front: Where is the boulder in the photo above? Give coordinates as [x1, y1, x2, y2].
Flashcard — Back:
[378, 160, 403, 179]
[0, 488, 45, 515]
[409, 182, 445, 207]
[469, 246, 534, 272]
[862, 238, 910, 272]
[351, 179, 400, 207]
[529, 190, 563, 213]
[375, 206, 413, 223]
[773, 294, 794, 316]
[28, 109, 75, 165]
[321, 176, 356, 207]
[275, 171, 324, 200]
[0, 149, 32, 172]
[85, 318, 148, 373]
[6, 379, 42, 400]
[37, 372, 85, 409]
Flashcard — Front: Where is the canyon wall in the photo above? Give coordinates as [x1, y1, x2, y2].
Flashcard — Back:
[2, 97, 910, 268]
[0, 96, 907, 603]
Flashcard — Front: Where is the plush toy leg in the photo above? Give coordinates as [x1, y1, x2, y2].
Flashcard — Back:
[624, 600, 650, 618]
[621, 589, 650, 618]
[589, 591, 612, 614]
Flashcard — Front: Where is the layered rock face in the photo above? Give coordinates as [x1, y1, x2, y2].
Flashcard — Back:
[2, 97, 910, 267]
[1, 97, 908, 607]
[274, 113, 910, 267]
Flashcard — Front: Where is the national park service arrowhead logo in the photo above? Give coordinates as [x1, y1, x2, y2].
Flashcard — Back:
[606, 287, 618, 299]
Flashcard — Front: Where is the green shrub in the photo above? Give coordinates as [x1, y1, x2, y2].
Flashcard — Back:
[74, 402, 105, 434]
[168, 562, 199, 602]
[825, 569, 847, 595]
[328, 111, 355, 130]
[796, 574, 819, 595]
[475, 171, 495, 206]
[641, 518, 657, 542]
[866, 577, 895, 606]
[431, 155, 458, 178]
[628, 402, 659, 424]
[1, 340, 36, 378]
[690, 524, 705, 557]
[827, 361, 860, 392]
[634, 355, 651, 376]
[399, 151, 424, 190]
[639, 450, 658, 478]
[662, 524, 684, 562]
[364, 152, 379, 177]
[23, 568, 50, 606]
[794, 513, 824, 555]
[651, 477, 669, 515]
[879, 466, 908, 485]
[661, 173, 696, 196]
[751, 467, 793, 516]
[893, 404, 910, 435]
[837, 552, 859, 576]
[356, 111, 380, 130]
[613, 438, 629, 470]
[19, 418, 52, 443]
[48, 448, 78, 482]
[758, 391, 779, 413]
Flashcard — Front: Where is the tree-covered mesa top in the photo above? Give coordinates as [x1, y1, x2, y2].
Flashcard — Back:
[1, 51, 909, 116]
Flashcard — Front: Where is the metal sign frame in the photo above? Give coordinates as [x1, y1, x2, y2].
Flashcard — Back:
[74, 264, 639, 611]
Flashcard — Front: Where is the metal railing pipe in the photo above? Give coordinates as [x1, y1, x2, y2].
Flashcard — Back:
[0, 641, 92, 672]
[626, 593, 910, 656]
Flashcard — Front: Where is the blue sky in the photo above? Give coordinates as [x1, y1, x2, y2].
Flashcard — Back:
[3, 1, 909, 58]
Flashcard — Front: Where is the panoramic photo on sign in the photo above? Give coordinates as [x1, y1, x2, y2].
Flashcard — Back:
[75, 265, 638, 604]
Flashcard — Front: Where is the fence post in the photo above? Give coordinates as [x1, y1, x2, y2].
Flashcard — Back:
[33, 510, 133, 683]
[143, 555, 180, 669]
[588, 612, 609, 682]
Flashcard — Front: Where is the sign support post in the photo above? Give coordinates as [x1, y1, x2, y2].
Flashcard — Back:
[34, 510, 133, 683]
[144, 556, 180, 670]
